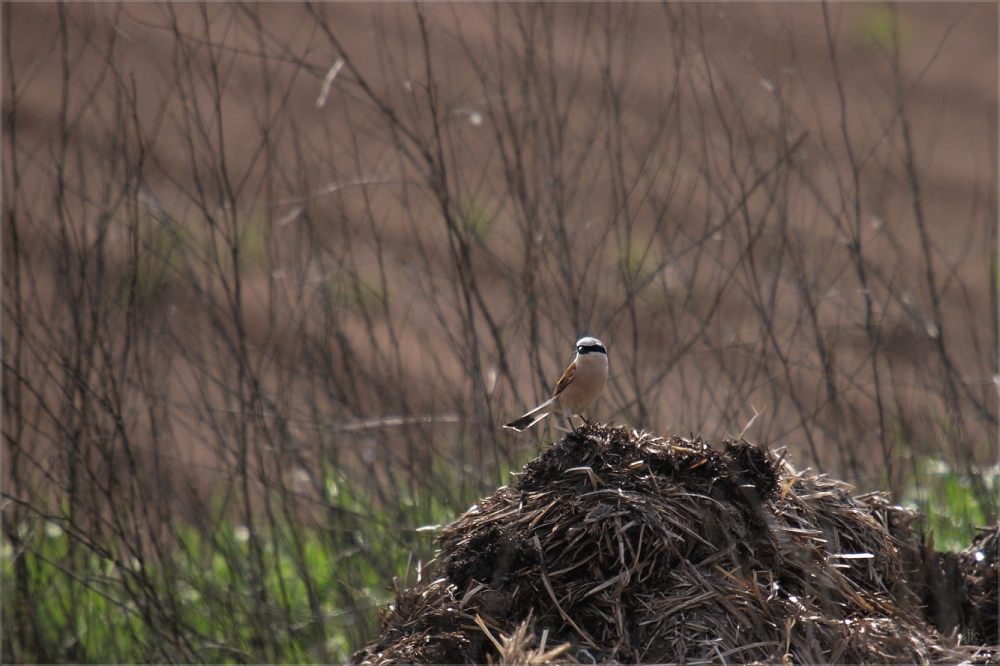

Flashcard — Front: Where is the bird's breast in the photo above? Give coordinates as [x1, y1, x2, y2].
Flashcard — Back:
[558, 354, 608, 415]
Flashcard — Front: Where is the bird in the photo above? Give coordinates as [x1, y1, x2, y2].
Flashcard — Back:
[504, 336, 608, 432]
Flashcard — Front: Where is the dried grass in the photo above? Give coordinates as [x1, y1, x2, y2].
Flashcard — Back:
[960, 525, 999, 646]
[354, 425, 997, 664]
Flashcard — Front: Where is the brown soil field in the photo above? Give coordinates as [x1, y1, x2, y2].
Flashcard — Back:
[3, 3, 998, 662]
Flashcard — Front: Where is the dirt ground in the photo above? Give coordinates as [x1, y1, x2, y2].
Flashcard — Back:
[4, 2, 997, 500]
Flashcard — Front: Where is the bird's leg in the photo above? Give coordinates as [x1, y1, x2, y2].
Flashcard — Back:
[567, 415, 579, 434]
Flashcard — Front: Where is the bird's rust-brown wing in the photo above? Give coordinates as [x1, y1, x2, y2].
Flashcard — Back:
[552, 361, 576, 397]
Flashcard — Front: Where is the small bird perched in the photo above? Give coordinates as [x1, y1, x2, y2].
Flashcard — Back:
[504, 336, 609, 432]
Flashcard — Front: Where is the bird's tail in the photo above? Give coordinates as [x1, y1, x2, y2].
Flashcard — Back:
[504, 397, 558, 431]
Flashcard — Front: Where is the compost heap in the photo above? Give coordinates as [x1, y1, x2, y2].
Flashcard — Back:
[354, 424, 997, 664]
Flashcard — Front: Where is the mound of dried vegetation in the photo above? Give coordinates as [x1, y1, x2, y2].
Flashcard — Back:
[353, 425, 998, 664]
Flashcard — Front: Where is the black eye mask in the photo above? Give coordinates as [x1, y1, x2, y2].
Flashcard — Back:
[577, 344, 607, 355]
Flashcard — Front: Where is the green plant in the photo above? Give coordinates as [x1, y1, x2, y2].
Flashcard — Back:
[109, 213, 191, 312]
[2, 465, 455, 663]
[856, 5, 905, 51]
[456, 194, 496, 241]
[902, 456, 999, 552]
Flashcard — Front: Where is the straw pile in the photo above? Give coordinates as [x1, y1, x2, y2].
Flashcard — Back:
[959, 525, 999, 647]
[353, 424, 997, 664]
